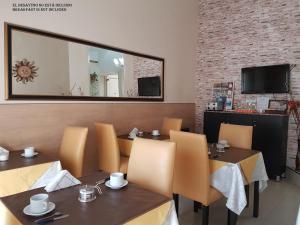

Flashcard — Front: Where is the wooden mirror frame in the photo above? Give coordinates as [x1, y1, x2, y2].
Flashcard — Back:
[4, 22, 164, 101]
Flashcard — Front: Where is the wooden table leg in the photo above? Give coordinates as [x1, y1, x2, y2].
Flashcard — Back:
[202, 205, 209, 225]
[245, 184, 249, 207]
[173, 194, 179, 215]
[253, 181, 259, 217]
[194, 201, 201, 212]
[227, 209, 237, 225]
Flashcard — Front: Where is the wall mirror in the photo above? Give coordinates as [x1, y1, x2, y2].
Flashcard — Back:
[5, 23, 164, 101]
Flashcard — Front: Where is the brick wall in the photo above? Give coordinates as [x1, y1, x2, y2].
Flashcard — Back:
[127, 56, 162, 97]
[196, 0, 300, 168]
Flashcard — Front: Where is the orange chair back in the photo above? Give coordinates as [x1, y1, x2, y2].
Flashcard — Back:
[127, 138, 176, 198]
[161, 117, 182, 135]
[59, 126, 88, 178]
[218, 123, 253, 149]
[170, 130, 211, 204]
[95, 123, 120, 173]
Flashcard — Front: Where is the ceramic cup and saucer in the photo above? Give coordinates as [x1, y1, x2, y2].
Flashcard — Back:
[105, 172, 128, 190]
[151, 130, 160, 136]
[21, 147, 38, 158]
[219, 140, 230, 148]
[23, 193, 55, 217]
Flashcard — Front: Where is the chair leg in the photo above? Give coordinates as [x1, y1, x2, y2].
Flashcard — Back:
[253, 181, 259, 217]
[173, 194, 179, 215]
[194, 201, 201, 212]
[202, 205, 209, 225]
[227, 209, 237, 225]
[245, 184, 249, 207]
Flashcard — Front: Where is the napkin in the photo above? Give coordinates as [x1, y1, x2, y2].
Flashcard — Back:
[44, 170, 81, 192]
[129, 127, 139, 138]
[0, 146, 9, 155]
[0, 146, 9, 161]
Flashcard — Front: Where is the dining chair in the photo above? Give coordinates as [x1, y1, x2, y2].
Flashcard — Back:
[59, 126, 88, 178]
[95, 123, 129, 174]
[161, 117, 183, 135]
[127, 138, 176, 198]
[170, 130, 223, 225]
[218, 123, 256, 216]
[218, 123, 253, 149]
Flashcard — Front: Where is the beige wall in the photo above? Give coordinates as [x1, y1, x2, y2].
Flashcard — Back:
[0, 0, 198, 103]
[0, 0, 197, 174]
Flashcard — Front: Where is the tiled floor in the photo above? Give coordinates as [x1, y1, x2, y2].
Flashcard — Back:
[178, 180, 300, 225]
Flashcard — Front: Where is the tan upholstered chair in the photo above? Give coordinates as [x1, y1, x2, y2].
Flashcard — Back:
[59, 126, 88, 178]
[127, 138, 176, 198]
[161, 117, 183, 135]
[170, 130, 223, 225]
[218, 123, 254, 215]
[218, 123, 253, 149]
[95, 123, 129, 174]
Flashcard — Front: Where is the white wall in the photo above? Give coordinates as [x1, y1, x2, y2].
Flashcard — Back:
[0, 0, 197, 103]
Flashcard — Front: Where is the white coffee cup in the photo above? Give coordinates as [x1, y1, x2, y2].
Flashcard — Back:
[24, 147, 35, 157]
[219, 140, 228, 146]
[152, 130, 160, 136]
[110, 172, 124, 187]
[30, 193, 49, 214]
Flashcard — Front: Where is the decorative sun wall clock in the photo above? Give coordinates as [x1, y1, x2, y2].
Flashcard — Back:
[12, 59, 39, 84]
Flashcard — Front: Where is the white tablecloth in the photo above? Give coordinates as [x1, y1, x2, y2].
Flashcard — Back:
[211, 152, 268, 215]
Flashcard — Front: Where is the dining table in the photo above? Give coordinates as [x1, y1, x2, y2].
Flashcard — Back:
[118, 132, 268, 225]
[207, 147, 268, 225]
[0, 150, 61, 197]
[118, 132, 170, 157]
[0, 172, 178, 225]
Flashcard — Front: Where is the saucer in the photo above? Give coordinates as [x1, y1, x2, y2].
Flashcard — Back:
[21, 152, 38, 158]
[23, 202, 55, 217]
[151, 133, 160, 136]
[105, 180, 128, 190]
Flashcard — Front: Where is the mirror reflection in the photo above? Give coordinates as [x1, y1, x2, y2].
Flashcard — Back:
[9, 26, 163, 100]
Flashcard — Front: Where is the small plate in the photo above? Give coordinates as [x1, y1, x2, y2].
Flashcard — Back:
[105, 180, 128, 190]
[23, 202, 55, 217]
[21, 152, 38, 158]
[151, 133, 160, 136]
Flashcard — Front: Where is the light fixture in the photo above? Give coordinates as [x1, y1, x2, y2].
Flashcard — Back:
[119, 57, 124, 66]
[113, 58, 119, 66]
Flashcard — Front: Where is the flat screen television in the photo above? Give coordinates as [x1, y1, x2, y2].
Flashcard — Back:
[138, 76, 161, 96]
[241, 64, 290, 94]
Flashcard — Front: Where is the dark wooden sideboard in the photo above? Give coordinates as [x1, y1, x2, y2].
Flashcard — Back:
[204, 111, 289, 179]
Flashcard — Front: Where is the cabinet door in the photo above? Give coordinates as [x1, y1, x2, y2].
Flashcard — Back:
[252, 115, 288, 178]
[203, 112, 224, 143]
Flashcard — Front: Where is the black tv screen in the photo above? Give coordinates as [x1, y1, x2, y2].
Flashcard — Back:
[138, 76, 161, 96]
[241, 64, 290, 94]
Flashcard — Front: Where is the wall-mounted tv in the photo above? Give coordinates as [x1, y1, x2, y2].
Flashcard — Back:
[138, 76, 161, 96]
[241, 64, 290, 94]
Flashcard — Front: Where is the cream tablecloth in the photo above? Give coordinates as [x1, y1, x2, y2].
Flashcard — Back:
[0, 161, 62, 197]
